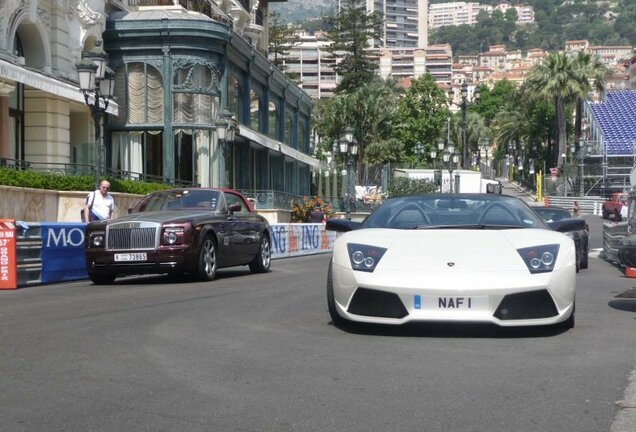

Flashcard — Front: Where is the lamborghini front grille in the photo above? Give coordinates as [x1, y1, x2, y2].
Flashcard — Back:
[347, 288, 408, 319]
[494, 290, 558, 320]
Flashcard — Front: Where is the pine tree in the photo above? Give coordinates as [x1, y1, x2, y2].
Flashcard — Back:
[268, 11, 301, 80]
[323, 0, 383, 94]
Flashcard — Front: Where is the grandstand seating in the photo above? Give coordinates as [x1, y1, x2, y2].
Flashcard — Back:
[588, 90, 636, 156]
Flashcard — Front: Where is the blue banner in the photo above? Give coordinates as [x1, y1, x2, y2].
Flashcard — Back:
[270, 223, 337, 259]
[41, 223, 88, 283]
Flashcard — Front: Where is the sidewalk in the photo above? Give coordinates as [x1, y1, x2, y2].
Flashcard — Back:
[496, 177, 538, 204]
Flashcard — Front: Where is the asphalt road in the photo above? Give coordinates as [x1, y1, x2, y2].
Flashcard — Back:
[0, 239, 635, 431]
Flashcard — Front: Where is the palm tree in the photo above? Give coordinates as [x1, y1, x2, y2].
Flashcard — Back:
[524, 52, 581, 165]
[524, 51, 612, 165]
[492, 105, 529, 145]
[348, 78, 400, 185]
[464, 111, 490, 162]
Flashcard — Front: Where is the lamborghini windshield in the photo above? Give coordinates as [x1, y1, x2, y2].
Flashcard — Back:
[362, 194, 548, 230]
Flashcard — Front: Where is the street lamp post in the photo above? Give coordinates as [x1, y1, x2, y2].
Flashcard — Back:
[76, 40, 115, 189]
[480, 139, 490, 178]
[449, 81, 479, 169]
[516, 139, 526, 183]
[215, 109, 236, 187]
[561, 152, 568, 197]
[441, 141, 458, 193]
[431, 139, 445, 190]
[507, 141, 515, 181]
[339, 127, 358, 220]
[578, 138, 594, 196]
[414, 142, 425, 167]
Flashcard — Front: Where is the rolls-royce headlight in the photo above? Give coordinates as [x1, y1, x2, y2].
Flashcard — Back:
[347, 243, 387, 272]
[161, 226, 185, 245]
[517, 244, 560, 274]
[89, 232, 105, 248]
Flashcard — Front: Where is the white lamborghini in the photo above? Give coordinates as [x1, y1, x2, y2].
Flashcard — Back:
[326, 194, 583, 329]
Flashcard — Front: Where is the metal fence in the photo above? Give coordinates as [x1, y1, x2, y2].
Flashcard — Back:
[0, 157, 197, 186]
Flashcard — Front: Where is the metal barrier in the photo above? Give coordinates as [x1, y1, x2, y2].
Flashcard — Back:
[602, 221, 628, 265]
[545, 195, 605, 215]
[6, 221, 335, 288]
[16, 222, 42, 287]
[12, 222, 89, 288]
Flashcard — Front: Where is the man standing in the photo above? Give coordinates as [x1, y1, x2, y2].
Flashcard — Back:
[83, 180, 115, 222]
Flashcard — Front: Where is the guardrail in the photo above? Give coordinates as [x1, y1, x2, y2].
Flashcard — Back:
[546, 195, 605, 215]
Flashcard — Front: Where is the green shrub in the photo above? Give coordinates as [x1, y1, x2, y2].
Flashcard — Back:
[0, 168, 175, 195]
[387, 177, 438, 198]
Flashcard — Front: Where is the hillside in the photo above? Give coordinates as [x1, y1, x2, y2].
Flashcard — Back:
[271, 0, 635, 55]
[270, 0, 337, 24]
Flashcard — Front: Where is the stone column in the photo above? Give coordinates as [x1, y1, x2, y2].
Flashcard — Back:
[0, 80, 15, 159]
[24, 89, 71, 164]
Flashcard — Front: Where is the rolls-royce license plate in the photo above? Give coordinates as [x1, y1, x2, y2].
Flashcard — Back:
[114, 253, 147, 262]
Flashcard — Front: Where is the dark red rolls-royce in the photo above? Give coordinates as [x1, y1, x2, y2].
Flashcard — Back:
[85, 188, 272, 284]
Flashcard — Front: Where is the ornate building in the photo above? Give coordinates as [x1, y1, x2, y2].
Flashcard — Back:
[0, 0, 316, 204]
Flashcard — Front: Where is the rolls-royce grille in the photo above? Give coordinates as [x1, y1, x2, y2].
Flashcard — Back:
[347, 288, 409, 319]
[494, 290, 558, 320]
[107, 227, 157, 250]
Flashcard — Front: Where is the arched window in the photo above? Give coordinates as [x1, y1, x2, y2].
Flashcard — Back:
[250, 87, 262, 132]
[228, 72, 242, 120]
[285, 111, 293, 146]
[172, 62, 219, 185]
[173, 63, 219, 125]
[268, 98, 278, 140]
[109, 63, 164, 181]
[127, 63, 164, 124]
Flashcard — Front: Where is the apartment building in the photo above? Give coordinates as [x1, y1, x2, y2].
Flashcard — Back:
[429, 1, 535, 29]
[425, 44, 454, 83]
[428, 2, 481, 29]
[490, 2, 534, 23]
[589, 46, 634, 66]
[479, 45, 507, 73]
[377, 48, 427, 81]
[369, 0, 428, 48]
[283, 31, 340, 99]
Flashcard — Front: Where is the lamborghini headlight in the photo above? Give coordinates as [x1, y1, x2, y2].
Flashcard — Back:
[517, 244, 560, 274]
[347, 243, 387, 272]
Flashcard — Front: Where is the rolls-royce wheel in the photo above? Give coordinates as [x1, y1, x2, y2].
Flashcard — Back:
[249, 235, 271, 273]
[196, 236, 217, 281]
